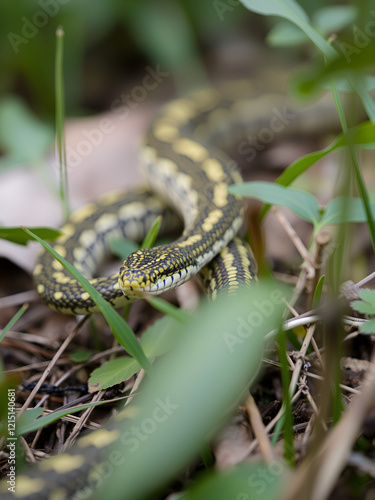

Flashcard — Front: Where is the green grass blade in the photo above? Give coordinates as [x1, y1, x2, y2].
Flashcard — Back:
[141, 215, 162, 249]
[24, 228, 152, 373]
[55, 26, 69, 219]
[148, 296, 192, 324]
[0, 304, 28, 344]
[312, 275, 325, 309]
[17, 398, 125, 436]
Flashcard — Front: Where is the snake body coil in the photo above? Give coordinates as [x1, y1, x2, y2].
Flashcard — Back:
[33, 84, 259, 314]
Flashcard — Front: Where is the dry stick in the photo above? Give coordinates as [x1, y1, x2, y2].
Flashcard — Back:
[263, 358, 360, 395]
[245, 395, 274, 463]
[62, 390, 105, 451]
[17, 316, 87, 419]
[0, 290, 38, 309]
[271, 207, 315, 268]
[124, 369, 146, 407]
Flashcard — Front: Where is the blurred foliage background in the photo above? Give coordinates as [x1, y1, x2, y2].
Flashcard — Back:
[0, 0, 373, 171]
[1, 0, 365, 117]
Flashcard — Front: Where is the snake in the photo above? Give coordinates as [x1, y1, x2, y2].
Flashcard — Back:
[32, 81, 262, 315]
[5, 75, 339, 499]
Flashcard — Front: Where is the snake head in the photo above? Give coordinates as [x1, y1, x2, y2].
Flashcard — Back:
[118, 245, 198, 299]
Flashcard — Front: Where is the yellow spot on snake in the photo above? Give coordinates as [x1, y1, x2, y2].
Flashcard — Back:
[202, 209, 222, 232]
[164, 98, 197, 123]
[57, 223, 75, 244]
[179, 234, 202, 248]
[10, 476, 45, 496]
[74, 247, 86, 263]
[54, 291, 63, 300]
[52, 260, 63, 271]
[80, 292, 90, 301]
[95, 213, 118, 233]
[39, 454, 85, 473]
[33, 264, 43, 276]
[201, 158, 226, 182]
[99, 190, 123, 205]
[70, 203, 97, 223]
[213, 183, 228, 208]
[53, 272, 71, 284]
[173, 138, 208, 163]
[54, 245, 66, 258]
[188, 88, 220, 111]
[157, 158, 177, 177]
[78, 428, 120, 448]
[79, 229, 96, 248]
[176, 172, 193, 191]
[37, 284, 45, 294]
[49, 489, 67, 500]
[153, 119, 178, 142]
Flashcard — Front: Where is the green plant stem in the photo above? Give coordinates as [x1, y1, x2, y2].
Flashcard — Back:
[55, 26, 69, 219]
[330, 79, 375, 252]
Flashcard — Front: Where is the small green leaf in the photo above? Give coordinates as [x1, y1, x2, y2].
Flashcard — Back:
[359, 289, 375, 307]
[321, 197, 375, 226]
[240, 0, 309, 23]
[352, 300, 373, 315]
[69, 349, 93, 363]
[229, 181, 320, 225]
[89, 356, 140, 393]
[0, 226, 61, 246]
[312, 6, 357, 34]
[267, 21, 307, 47]
[352, 289, 375, 315]
[359, 318, 375, 334]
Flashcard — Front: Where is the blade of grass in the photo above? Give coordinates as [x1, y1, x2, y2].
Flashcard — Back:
[0, 303, 28, 343]
[17, 397, 126, 435]
[24, 228, 152, 373]
[148, 296, 192, 324]
[276, 328, 294, 466]
[141, 215, 163, 249]
[55, 26, 69, 219]
[330, 78, 375, 252]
